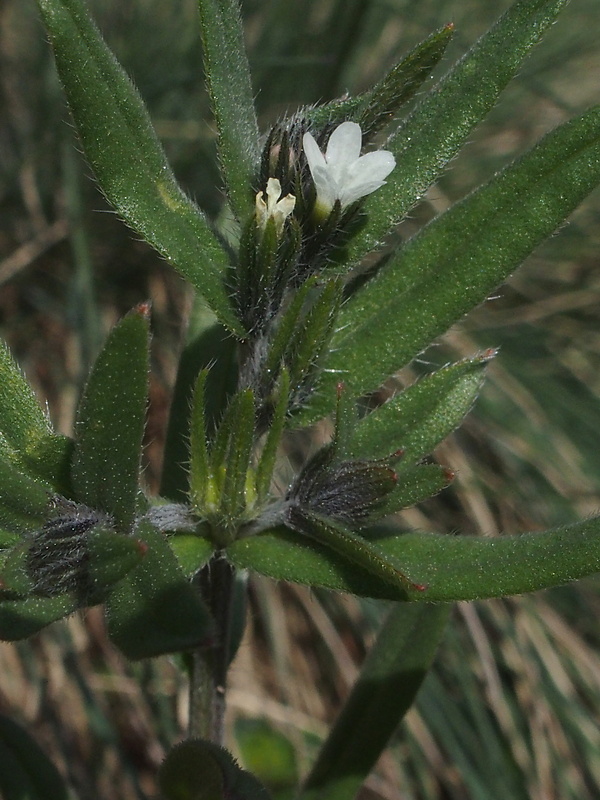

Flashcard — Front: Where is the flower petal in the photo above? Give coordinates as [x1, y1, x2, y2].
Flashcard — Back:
[325, 121, 362, 166]
[302, 131, 327, 173]
[339, 150, 396, 206]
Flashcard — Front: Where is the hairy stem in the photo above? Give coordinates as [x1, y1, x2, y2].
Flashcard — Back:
[188, 554, 236, 742]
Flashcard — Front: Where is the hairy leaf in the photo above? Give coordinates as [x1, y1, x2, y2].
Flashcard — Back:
[198, 0, 260, 219]
[349, 0, 571, 264]
[227, 514, 600, 602]
[71, 306, 149, 533]
[36, 0, 242, 333]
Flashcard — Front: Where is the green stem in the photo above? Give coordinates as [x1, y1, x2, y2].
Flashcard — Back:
[188, 555, 236, 743]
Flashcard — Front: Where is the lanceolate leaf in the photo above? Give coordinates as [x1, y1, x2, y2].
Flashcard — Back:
[348, 354, 493, 463]
[0, 340, 72, 489]
[161, 302, 238, 502]
[303, 25, 454, 135]
[36, 0, 242, 334]
[198, 0, 260, 220]
[324, 104, 600, 400]
[348, 0, 570, 265]
[71, 306, 149, 533]
[358, 25, 454, 139]
[288, 508, 423, 593]
[227, 514, 600, 602]
[300, 604, 450, 800]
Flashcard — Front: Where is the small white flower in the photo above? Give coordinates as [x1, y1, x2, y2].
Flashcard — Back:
[255, 177, 296, 236]
[302, 121, 395, 217]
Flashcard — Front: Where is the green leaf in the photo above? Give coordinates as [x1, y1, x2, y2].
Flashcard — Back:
[325, 103, 600, 401]
[382, 463, 453, 515]
[159, 739, 271, 800]
[0, 339, 72, 489]
[0, 459, 52, 535]
[302, 25, 453, 137]
[349, 354, 492, 463]
[0, 714, 69, 800]
[217, 389, 256, 522]
[0, 529, 20, 550]
[189, 371, 212, 510]
[169, 533, 215, 578]
[288, 509, 424, 593]
[36, 0, 242, 334]
[198, 0, 260, 220]
[286, 279, 342, 407]
[0, 594, 77, 641]
[228, 514, 600, 602]
[348, 0, 571, 265]
[162, 302, 238, 502]
[299, 603, 450, 800]
[105, 520, 214, 659]
[71, 306, 149, 532]
[255, 369, 290, 504]
[227, 523, 417, 601]
[358, 25, 454, 139]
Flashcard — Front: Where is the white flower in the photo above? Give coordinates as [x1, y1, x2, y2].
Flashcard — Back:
[302, 121, 395, 217]
[255, 177, 296, 236]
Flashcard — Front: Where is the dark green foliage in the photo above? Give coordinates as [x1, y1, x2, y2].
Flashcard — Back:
[0, 714, 69, 800]
[71, 305, 150, 533]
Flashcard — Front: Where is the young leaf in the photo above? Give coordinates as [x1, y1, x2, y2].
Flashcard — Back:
[301, 25, 453, 136]
[358, 25, 454, 139]
[255, 370, 290, 504]
[286, 279, 343, 408]
[36, 0, 242, 334]
[105, 520, 214, 659]
[348, 0, 571, 265]
[349, 354, 493, 463]
[189, 370, 212, 510]
[71, 306, 149, 533]
[161, 300, 239, 502]
[218, 388, 256, 523]
[0, 340, 72, 489]
[324, 104, 600, 401]
[168, 533, 215, 578]
[300, 604, 450, 800]
[0, 459, 53, 535]
[198, 0, 260, 220]
[381, 463, 453, 516]
[228, 514, 600, 603]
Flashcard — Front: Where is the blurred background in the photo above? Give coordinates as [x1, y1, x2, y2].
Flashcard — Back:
[1, 0, 600, 797]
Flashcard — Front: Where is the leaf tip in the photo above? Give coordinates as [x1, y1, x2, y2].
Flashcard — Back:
[443, 467, 455, 484]
[135, 301, 152, 319]
[481, 347, 499, 362]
